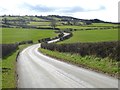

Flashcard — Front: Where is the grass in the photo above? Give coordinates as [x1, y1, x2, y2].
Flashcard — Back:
[2, 44, 32, 88]
[89, 23, 118, 26]
[2, 50, 18, 88]
[2, 16, 45, 21]
[59, 29, 118, 44]
[57, 25, 96, 30]
[2, 28, 57, 44]
[39, 48, 119, 78]
[56, 23, 118, 30]
[28, 21, 51, 26]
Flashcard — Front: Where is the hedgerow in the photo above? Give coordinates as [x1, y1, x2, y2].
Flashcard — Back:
[41, 41, 119, 61]
[1, 44, 19, 58]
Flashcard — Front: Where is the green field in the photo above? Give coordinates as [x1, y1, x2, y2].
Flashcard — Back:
[2, 28, 57, 44]
[88, 23, 118, 26]
[28, 21, 51, 26]
[56, 23, 118, 30]
[59, 29, 118, 44]
[57, 25, 95, 29]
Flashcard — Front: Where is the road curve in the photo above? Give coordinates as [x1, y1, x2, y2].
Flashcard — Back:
[17, 43, 118, 88]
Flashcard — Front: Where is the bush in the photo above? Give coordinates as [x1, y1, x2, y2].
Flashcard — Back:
[38, 38, 51, 43]
[18, 40, 33, 45]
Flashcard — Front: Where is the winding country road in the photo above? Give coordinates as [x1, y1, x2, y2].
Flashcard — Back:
[17, 43, 118, 88]
[17, 33, 118, 88]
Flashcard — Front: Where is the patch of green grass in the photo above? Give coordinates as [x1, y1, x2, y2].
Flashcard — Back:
[2, 50, 18, 88]
[28, 21, 50, 26]
[2, 28, 57, 44]
[57, 25, 95, 29]
[2, 44, 31, 88]
[39, 48, 119, 77]
[89, 23, 118, 26]
[56, 23, 118, 30]
[59, 29, 118, 44]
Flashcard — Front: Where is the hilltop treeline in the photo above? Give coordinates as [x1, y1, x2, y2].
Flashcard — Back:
[41, 41, 119, 61]
[1, 44, 19, 58]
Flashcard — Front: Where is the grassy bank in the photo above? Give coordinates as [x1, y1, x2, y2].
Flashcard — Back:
[2, 44, 31, 88]
[59, 29, 118, 44]
[39, 48, 119, 78]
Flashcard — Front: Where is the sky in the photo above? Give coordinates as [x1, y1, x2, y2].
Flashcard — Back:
[0, 0, 119, 22]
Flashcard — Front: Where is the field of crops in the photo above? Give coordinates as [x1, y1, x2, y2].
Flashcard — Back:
[2, 28, 57, 44]
[59, 29, 118, 44]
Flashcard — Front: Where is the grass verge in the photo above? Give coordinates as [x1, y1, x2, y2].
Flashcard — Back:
[39, 48, 119, 78]
[2, 44, 31, 88]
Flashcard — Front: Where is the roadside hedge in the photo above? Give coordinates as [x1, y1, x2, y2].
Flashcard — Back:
[18, 40, 33, 45]
[1, 44, 19, 58]
[41, 41, 119, 61]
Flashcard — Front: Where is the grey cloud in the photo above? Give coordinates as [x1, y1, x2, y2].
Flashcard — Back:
[59, 6, 84, 13]
[22, 3, 55, 12]
[21, 3, 105, 13]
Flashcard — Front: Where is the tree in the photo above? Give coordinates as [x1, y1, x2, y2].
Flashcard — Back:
[67, 20, 72, 25]
[50, 20, 57, 29]
[72, 20, 79, 26]
[83, 21, 92, 25]
[3, 18, 8, 24]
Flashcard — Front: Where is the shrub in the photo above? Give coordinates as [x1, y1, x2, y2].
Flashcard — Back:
[18, 40, 33, 45]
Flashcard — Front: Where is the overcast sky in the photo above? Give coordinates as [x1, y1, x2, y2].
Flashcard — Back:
[0, 0, 119, 22]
